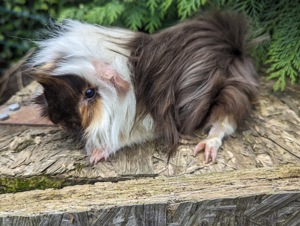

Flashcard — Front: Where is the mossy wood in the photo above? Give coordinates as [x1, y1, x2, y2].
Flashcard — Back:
[0, 79, 300, 225]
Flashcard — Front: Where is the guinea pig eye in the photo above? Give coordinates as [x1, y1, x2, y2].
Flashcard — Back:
[85, 88, 96, 99]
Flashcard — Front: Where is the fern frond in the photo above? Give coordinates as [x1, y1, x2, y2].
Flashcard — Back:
[104, 2, 125, 24]
[83, 6, 106, 24]
[272, 74, 286, 91]
[177, 0, 203, 19]
[147, 0, 158, 15]
[266, 2, 300, 90]
[145, 14, 162, 33]
[160, 0, 173, 13]
[123, 4, 147, 31]
[58, 7, 81, 21]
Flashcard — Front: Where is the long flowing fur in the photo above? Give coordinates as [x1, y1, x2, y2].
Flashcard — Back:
[30, 11, 259, 162]
[127, 11, 259, 155]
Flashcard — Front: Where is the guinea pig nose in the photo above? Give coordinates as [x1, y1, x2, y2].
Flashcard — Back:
[85, 88, 96, 99]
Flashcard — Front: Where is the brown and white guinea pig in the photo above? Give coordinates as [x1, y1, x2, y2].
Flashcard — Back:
[29, 11, 259, 164]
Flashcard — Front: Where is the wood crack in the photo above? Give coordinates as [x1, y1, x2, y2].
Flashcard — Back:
[252, 126, 300, 160]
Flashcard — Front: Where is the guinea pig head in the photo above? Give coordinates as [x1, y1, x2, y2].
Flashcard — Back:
[34, 73, 100, 134]
[29, 20, 140, 160]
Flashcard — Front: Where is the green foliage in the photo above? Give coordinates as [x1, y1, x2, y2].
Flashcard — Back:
[178, 0, 206, 19]
[211, 0, 300, 90]
[58, 0, 206, 33]
[57, 0, 300, 90]
[0, 0, 60, 73]
[264, 1, 300, 91]
[1, 0, 299, 90]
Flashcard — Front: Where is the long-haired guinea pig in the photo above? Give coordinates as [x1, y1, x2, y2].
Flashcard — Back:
[29, 11, 259, 164]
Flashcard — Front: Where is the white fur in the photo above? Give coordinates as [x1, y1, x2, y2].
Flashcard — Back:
[194, 117, 236, 163]
[208, 117, 236, 139]
[31, 20, 156, 157]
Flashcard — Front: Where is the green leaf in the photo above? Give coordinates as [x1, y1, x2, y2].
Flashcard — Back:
[145, 14, 162, 33]
[147, 0, 158, 15]
[123, 4, 147, 31]
[160, 0, 173, 12]
[273, 76, 286, 91]
[104, 2, 125, 24]
[265, 1, 300, 90]
[178, 0, 202, 19]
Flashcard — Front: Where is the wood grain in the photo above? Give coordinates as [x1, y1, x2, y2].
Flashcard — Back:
[0, 165, 299, 225]
[0, 79, 300, 225]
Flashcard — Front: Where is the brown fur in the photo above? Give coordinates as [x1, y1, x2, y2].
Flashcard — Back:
[32, 71, 99, 133]
[127, 12, 259, 155]
[79, 99, 102, 129]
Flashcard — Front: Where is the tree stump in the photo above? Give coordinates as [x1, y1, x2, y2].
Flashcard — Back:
[0, 78, 299, 225]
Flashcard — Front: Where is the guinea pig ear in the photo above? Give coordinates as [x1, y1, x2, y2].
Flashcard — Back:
[30, 71, 51, 88]
[92, 60, 130, 95]
[29, 71, 51, 117]
[34, 93, 49, 117]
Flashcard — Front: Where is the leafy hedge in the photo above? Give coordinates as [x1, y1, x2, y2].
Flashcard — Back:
[1, 0, 299, 90]
[0, 1, 54, 71]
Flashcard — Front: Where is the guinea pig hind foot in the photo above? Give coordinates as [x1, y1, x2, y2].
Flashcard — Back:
[193, 117, 236, 164]
[194, 137, 222, 164]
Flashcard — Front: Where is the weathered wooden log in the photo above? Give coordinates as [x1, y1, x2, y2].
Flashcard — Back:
[0, 78, 300, 225]
[0, 165, 300, 225]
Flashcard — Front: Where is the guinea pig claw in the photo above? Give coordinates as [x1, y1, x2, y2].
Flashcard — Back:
[194, 137, 222, 164]
[90, 149, 107, 165]
[204, 146, 217, 164]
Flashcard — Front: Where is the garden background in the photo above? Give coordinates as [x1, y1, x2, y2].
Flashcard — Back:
[0, 0, 299, 103]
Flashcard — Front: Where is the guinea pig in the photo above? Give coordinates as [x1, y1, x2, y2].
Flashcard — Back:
[29, 11, 259, 164]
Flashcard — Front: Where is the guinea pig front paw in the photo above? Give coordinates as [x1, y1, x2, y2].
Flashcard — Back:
[90, 148, 109, 165]
[194, 137, 222, 164]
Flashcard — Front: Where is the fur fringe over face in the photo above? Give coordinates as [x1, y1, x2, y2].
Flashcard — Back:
[29, 11, 259, 164]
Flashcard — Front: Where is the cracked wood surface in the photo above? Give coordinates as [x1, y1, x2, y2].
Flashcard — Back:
[0, 165, 300, 225]
[1, 80, 300, 179]
[0, 79, 300, 225]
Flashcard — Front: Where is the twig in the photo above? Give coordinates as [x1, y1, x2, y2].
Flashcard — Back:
[0, 48, 35, 96]
[251, 127, 300, 160]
